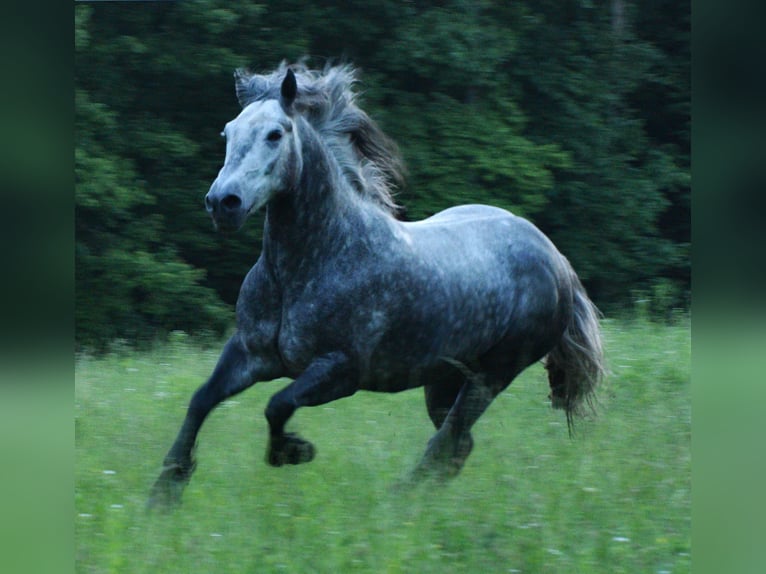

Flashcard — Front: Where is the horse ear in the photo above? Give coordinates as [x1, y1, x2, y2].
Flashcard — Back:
[280, 68, 297, 109]
[234, 68, 252, 108]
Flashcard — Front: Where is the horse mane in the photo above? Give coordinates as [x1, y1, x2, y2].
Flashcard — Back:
[234, 61, 405, 214]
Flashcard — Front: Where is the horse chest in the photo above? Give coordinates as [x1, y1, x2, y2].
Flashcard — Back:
[275, 267, 419, 376]
[276, 276, 362, 371]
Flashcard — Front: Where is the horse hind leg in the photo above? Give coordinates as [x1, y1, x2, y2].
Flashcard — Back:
[415, 364, 507, 481]
[420, 371, 475, 475]
[546, 361, 568, 410]
[423, 370, 465, 429]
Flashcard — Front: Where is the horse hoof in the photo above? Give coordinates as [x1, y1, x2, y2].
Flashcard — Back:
[146, 461, 194, 511]
[410, 459, 462, 484]
[267, 433, 316, 467]
[411, 431, 473, 483]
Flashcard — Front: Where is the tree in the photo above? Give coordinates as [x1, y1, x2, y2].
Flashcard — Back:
[509, 0, 689, 308]
[75, 0, 690, 346]
[340, 1, 572, 221]
[76, 5, 230, 347]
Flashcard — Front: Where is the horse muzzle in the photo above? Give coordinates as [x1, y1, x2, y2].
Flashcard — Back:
[205, 180, 247, 231]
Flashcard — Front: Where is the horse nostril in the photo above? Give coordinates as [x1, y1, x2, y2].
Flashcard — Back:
[204, 194, 214, 212]
[221, 194, 242, 211]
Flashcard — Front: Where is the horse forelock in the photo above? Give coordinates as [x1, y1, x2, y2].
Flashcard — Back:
[234, 61, 405, 214]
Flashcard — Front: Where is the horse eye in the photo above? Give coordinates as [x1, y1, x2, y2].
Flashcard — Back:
[266, 129, 283, 142]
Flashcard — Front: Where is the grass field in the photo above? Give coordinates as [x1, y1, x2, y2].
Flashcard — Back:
[75, 318, 690, 573]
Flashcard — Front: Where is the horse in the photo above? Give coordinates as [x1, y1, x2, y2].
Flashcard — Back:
[148, 62, 605, 509]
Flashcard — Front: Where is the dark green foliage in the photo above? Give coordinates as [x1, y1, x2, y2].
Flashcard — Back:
[76, 6, 232, 348]
[509, 1, 689, 307]
[75, 0, 689, 346]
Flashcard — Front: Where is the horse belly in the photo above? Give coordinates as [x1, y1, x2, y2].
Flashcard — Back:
[356, 291, 515, 391]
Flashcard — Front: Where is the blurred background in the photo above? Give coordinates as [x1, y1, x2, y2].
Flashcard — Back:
[75, 0, 689, 350]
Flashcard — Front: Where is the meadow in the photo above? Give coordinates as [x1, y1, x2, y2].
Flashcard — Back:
[75, 318, 690, 573]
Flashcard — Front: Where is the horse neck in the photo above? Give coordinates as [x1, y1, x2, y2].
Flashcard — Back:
[264, 119, 386, 262]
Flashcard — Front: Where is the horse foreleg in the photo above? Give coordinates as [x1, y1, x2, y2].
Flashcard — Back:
[148, 335, 281, 510]
[264, 352, 357, 466]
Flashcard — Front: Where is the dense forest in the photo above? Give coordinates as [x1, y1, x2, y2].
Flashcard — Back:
[75, 0, 689, 348]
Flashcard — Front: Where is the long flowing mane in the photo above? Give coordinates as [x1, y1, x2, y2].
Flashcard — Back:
[234, 61, 405, 214]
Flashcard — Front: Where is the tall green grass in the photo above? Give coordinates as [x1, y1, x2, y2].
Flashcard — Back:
[75, 318, 690, 573]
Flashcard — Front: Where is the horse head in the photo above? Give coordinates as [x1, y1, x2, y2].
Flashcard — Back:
[205, 69, 302, 231]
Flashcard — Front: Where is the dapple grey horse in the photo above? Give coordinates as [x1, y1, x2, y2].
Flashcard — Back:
[149, 63, 604, 509]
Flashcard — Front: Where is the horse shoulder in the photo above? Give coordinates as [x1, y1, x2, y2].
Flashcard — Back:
[235, 255, 282, 351]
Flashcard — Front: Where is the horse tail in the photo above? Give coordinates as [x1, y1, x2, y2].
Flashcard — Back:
[544, 264, 606, 434]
